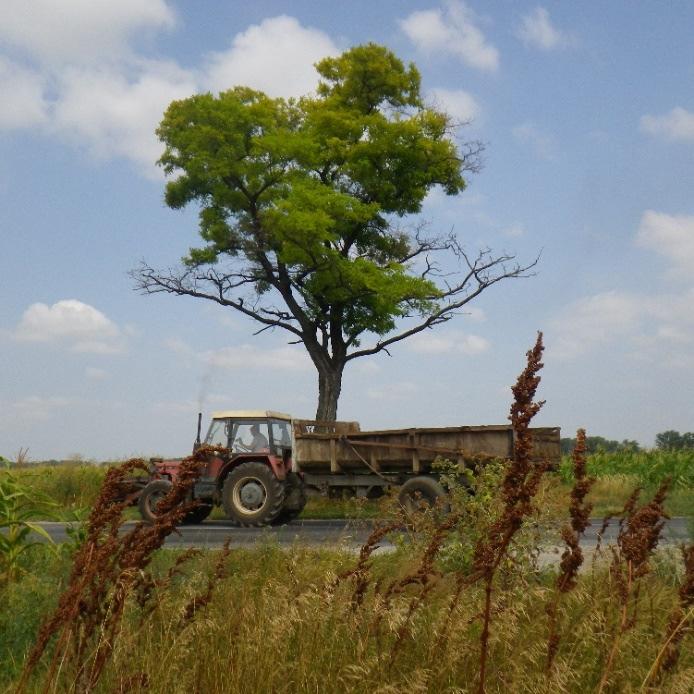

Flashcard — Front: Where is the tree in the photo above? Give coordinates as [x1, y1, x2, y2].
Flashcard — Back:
[560, 436, 641, 455]
[655, 430, 694, 450]
[133, 44, 535, 421]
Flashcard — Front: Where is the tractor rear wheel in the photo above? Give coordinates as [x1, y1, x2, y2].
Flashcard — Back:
[398, 476, 450, 515]
[138, 479, 173, 523]
[222, 462, 285, 527]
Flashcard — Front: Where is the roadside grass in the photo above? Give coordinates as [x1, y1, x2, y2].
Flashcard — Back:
[2, 538, 692, 692]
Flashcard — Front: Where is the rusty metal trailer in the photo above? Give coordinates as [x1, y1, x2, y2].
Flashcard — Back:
[292, 420, 561, 499]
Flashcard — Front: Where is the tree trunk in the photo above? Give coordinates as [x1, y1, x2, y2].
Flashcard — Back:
[315, 364, 344, 422]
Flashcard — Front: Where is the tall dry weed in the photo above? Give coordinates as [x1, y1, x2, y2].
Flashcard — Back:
[18, 445, 226, 693]
[545, 427, 594, 671]
[642, 542, 694, 686]
[596, 478, 671, 693]
[471, 331, 550, 693]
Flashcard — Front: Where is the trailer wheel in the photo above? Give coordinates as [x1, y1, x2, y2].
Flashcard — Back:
[222, 462, 285, 527]
[272, 472, 307, 525]
[138, 479, 173, 523]
[398, 476, 450, 515]
[181, 503, 213, 525]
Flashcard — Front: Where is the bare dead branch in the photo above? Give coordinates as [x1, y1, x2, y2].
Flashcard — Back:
[130, 262, 303, 338]
[346, 251, 538, 361]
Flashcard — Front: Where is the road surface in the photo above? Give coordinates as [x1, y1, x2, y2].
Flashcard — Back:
[33, 517, 691, 551]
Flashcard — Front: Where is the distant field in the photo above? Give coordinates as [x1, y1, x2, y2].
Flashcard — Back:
[3, 449, 692, 519]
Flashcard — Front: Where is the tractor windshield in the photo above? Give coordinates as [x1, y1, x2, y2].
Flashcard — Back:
[205, 419, 230, 447]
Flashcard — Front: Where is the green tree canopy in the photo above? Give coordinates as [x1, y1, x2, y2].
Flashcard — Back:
[560, 436, 641, 456]
[134, 43, 534, 420]
[655, 430, 694, 450]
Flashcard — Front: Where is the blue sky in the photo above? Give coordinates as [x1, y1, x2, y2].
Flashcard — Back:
[1, 1, 693, 460]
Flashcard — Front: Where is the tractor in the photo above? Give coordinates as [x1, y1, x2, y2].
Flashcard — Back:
[137, 410, 306, 526]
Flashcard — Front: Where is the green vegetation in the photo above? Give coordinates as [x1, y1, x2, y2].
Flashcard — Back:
[4, 446, 691, 523]
[656, 430, 694, 451]
[0, 465, 54, 583]
[558, 449, 694, 489]
[560, 435, 641, 454]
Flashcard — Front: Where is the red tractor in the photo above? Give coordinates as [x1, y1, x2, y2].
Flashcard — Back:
[137, 410, 306, 526]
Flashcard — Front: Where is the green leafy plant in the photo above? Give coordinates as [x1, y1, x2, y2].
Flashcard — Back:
[0, 464, 55, 583]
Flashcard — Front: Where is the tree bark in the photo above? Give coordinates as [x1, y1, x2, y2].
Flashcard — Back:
[315, 363, 344, 422]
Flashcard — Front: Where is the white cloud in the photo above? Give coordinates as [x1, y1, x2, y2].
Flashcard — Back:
[400, 1, 499, 72]
[407, 330, 490, 355]
[0, 9, 340, 175]
[640, 107, 694, 143]
[0, 0, 175, 65]
[512, 122, 556, 160]
[0, 0, 187, 173]
[14, 299, 125, 354]
[549, 291, 642, 359]
[516, 7, 568, 50]
[636, 210, 694, 279]
[549, 288, 694, 362]
[203, 16, 338, 98]
[0, 57, 47, 129]
[72, 340, 125, 355]
[428, 87, 480, 123]
[202, 344, 310, 370]
[52, 61, 197, 175]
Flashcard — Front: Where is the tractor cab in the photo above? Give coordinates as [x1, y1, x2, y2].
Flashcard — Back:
[203, 410, 293, 459]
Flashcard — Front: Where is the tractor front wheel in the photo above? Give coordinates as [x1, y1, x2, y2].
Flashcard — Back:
[138, 479, 173, 523]
[222, 462, 285, 527]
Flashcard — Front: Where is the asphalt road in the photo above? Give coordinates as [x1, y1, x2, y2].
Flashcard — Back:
[33, 517, 691, 551]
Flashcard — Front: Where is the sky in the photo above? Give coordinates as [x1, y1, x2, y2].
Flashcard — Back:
[1, 1, 693, 460]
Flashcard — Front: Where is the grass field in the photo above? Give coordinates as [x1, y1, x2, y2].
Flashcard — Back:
[3, 447, 692, 521]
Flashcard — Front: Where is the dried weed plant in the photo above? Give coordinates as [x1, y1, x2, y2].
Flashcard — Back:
[545, 427, 594, 671]
[596, 477, 671, 693]
[471, 331, 550, 693]
[642, 542, 694, 687]
[18, 445, 226, 693]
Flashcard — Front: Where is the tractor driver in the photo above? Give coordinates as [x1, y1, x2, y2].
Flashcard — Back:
[240, 423, 269, 452]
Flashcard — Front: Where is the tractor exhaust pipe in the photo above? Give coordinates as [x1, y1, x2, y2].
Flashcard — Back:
[193, 411, 202, 452]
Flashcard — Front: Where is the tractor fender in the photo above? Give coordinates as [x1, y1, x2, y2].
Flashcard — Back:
[217, 455, 287, 491]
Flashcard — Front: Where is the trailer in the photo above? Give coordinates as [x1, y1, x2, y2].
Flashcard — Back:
[293, 420, 562, 504]
[132, 411, 561, 526]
